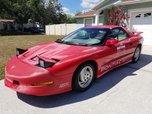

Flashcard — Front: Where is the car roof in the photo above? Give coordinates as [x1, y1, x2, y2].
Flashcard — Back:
[85, 25, 120, 29]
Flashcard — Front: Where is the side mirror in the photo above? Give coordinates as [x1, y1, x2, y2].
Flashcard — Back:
[106, 39, 118, 46]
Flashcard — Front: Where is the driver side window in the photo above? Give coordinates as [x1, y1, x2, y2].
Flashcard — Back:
[109, 28, 128, 41]
[118, 29, 128, 41]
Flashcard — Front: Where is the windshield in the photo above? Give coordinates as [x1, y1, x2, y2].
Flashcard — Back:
[56, 28, 108, 46]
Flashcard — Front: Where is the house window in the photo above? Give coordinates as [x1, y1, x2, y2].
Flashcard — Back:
[135, 14, 141, 18]
[144, 13, 151, 17]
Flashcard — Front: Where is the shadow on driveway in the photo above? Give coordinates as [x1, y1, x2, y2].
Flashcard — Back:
[17, 54, 152, 108]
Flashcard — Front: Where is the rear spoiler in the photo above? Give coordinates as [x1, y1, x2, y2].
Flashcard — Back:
[132, 32, 143, 36]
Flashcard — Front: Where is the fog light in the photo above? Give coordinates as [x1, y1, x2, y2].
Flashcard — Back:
[32, 81, 54, 86]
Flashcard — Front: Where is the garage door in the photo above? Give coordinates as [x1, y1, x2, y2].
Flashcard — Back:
[131, 11, 152, 45]
[85, 18, 93, 27]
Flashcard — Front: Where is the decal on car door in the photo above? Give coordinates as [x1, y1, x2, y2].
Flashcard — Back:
[117, 43, 126, 51]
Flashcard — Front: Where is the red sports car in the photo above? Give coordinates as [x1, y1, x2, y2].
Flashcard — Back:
[5, 25, 143, 96]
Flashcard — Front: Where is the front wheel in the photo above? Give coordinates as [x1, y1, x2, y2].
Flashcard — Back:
[72, 63, 96, 92]
[132, 46, 141, 63]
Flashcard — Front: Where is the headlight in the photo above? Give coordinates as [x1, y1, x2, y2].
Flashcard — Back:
[38, 58, 55, 68]
[39, 59, 45, 68]
[16, 48, 27, 56]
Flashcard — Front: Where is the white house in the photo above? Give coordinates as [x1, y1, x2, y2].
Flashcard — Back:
[75, 0, 152, 45]
[74, 10, 104, 27]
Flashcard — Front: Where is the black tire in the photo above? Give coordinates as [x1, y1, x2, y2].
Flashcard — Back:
[132, 46, 141, 63]
[72, 63, 96, 92]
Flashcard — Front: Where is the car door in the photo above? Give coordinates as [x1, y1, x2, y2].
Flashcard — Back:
[112, 27, 132, 64]
[97, 28, 132, 76]
[116, 28, 134, 61]
[97, 28, 122, 75]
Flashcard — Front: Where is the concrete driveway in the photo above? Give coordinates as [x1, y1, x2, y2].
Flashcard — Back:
[0, 45, 152, 114]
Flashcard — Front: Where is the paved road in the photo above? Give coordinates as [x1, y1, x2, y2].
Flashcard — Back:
[0, 46, 152, 114]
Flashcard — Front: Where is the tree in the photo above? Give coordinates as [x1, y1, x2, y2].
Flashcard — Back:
[44, 0, 64, 24]
[0, 0, 66, 25]
[0, 0, 13, 19]
[61, 14, 76, 23]
[75, 11, 82, 16]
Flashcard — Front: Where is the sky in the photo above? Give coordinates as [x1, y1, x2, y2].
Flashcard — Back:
[58, 0, 101, 16]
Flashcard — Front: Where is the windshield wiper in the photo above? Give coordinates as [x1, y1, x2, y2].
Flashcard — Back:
[66, 41, 92, 46]
[56, 39, 76, 45]
[77, 43, 90, 46]
[63, 41, 78, 45]
[56, 40, 90, 46]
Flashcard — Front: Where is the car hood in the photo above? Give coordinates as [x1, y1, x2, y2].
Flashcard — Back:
[18, 42, 98, 65]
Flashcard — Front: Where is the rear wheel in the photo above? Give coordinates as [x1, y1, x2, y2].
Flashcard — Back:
[132, 46, 141, 63]
[72, 63, 96, 92]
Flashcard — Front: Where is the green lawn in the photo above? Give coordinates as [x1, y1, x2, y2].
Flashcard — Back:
[0, 35, 63, 80]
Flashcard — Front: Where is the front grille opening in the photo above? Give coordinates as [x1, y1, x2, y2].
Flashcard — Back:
[13, 80, 19, 85]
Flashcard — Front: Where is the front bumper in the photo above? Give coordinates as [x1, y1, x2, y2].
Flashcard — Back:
[5, 77, 71, 96]
[4, 56, 72, 96]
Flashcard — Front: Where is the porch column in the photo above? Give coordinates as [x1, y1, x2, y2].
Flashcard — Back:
[95, 11, 100, 25]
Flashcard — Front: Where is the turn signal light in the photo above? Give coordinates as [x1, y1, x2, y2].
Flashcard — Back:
[32, 81, 54, 86]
